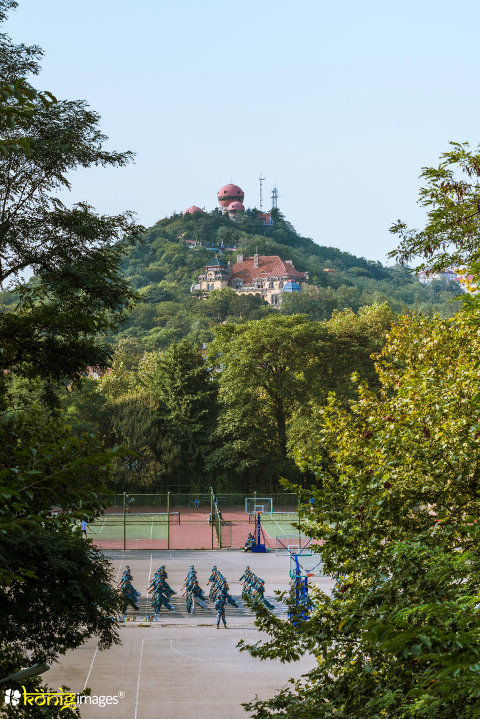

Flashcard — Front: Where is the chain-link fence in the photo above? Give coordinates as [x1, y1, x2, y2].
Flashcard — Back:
[88, 491, 301, 550]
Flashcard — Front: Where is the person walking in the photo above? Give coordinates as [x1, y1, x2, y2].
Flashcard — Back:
[81, 519, 88, 539]
[214, 593, 227, 629]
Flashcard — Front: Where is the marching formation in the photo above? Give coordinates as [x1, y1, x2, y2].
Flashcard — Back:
[148, 565, 176, 613]
[239, 566, 275, 609]
[181, 565, 209, 614]
[119, 565, 140, 610]
[116, 563, 279, 621]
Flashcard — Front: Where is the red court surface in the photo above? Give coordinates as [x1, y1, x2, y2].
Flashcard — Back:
[92, 508, 308, 551]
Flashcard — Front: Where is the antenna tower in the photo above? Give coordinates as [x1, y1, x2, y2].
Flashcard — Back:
[259, 174, 266, 210]
[271, 186, 279, 209]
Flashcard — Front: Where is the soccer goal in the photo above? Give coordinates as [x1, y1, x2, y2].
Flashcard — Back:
[245, 497, 273, 514]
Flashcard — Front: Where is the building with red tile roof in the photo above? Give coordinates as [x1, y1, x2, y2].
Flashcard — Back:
[194, 254, 308, 307]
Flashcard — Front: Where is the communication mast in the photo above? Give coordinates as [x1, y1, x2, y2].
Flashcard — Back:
[271, 186, 279, 209]
[259, 174, 266, 210]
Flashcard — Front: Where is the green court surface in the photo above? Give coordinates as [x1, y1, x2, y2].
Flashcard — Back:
[88, 514, 176, 542]
[251, 513, 308, 540]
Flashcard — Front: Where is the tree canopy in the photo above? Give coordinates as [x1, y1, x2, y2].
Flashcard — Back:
[0, 3, 137, 713]
[242, 310, 480, 718]
[0, 0, 142, 389]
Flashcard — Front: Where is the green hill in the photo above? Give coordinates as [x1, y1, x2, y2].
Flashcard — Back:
[117, 207, 461, 350]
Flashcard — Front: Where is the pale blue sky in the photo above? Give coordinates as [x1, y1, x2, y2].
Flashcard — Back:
[6, 0, 480, 262]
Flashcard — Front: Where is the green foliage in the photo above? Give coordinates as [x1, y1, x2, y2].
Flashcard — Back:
[0, 4, 142, 387]
[0, 406, 125, 715]
[0, 5, 134, 710]
[206, 311, 391, 491]
[390, 142, 480, 274]
[115, 207, 460, 350]
[241, 312, 480, 718]
[99, 340, 218, 491]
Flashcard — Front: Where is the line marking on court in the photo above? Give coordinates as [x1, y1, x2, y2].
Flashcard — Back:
[83, 645, 98, 689]
[114, 554, 125, 583]
[169, 640, 246, 664]
[133, 638, 145, 719]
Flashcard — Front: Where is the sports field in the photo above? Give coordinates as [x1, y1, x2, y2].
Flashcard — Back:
[89, 512, 179, 542]
[44, 549, 333, 719]
[89, 508, 312, 551]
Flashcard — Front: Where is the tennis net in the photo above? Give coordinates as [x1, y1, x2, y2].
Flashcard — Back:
[249, 511, 299, 524]
[93, 511, 181, 525]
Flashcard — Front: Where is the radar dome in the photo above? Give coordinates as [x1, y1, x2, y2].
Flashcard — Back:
[217, 184, 244, 208]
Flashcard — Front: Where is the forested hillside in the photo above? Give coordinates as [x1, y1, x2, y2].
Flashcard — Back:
[117, 207, 461, 350]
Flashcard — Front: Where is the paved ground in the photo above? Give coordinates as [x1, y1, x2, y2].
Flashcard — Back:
[44, 549, 334, 719]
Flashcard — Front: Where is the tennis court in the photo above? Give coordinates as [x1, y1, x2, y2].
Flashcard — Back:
[89, 512, 180, 547]
[88, 494, 314, 551]
[248, 511, 305, 538]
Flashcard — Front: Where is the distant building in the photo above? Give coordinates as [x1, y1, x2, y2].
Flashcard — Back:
[257, 212, 273, 226]
[417, 269, 459, 285]
[192, 254, 308, 307]
[217, 184, 245, 209]
[183, 206, 204, 216]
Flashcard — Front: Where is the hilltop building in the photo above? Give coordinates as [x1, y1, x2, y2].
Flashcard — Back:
[192, 253, 308, 307]
[183, 181, 272, 226]
[183, 206, 203, 216]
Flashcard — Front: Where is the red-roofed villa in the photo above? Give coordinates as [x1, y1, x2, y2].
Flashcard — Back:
[193, 253, 308, 307]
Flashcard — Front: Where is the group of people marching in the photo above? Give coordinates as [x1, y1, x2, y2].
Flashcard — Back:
[119, 565, 140, 610]
[239, 566, 275, 609]
[148, 565, 176, 613]
[181, 566, 209, 613]
[207, 565, 239, 628]
[117, 563, 275, 622]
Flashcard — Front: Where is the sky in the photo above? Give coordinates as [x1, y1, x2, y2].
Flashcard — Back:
[5, 0, 480, 263]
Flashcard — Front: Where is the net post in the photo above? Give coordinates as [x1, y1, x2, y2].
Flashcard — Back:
[167, 492, 170, 550]
[123, 492, 126, 551]
[217, 498, 222, 549]
[210, 489, 214, 550]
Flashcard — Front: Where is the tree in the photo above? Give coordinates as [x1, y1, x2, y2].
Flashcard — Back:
[0, 1, 142, 389]
[0, 4, 136, 712]
[241, 311, 480, 718]
[206, 312, 389, 490]
[390, 141, 480, 275]
[0, 407, 126, 717]
[100, 340, 218, 491]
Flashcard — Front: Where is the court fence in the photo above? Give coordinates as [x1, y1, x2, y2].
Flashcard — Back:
[87, 491, 304, 551]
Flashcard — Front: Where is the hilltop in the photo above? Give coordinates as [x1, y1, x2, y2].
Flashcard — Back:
[115, 207, 461, 350]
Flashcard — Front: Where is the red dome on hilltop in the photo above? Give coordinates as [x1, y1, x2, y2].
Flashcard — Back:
[227, 201, 244, 214]
[183, 206, 203, 215]
[217, 183, 244, 208]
